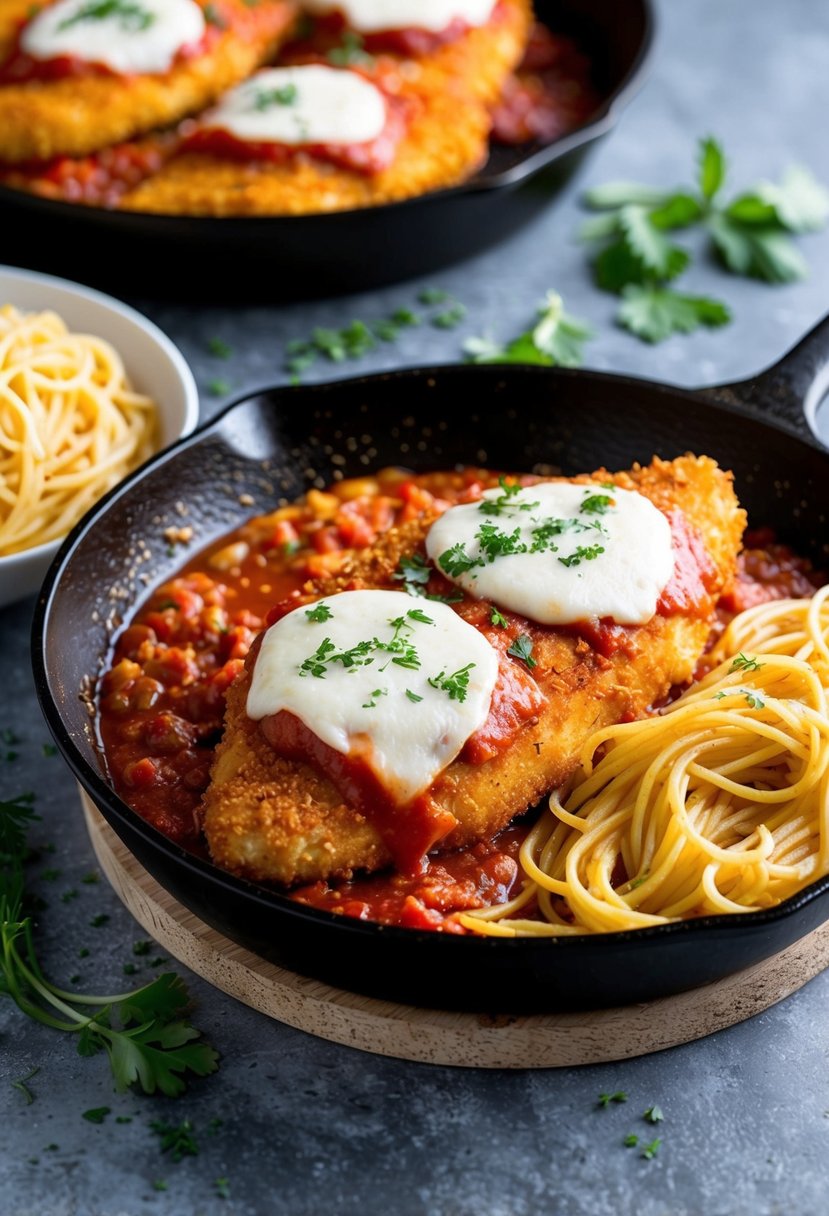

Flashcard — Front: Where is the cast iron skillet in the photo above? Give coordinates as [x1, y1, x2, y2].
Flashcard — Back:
[0, 0, 653, 301]
[33, 316, 829, 1014]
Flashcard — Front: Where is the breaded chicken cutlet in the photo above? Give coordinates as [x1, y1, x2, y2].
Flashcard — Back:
[118, 0, 530, 216]
[201, 455, 746, 888]
[0, 0, 298, 163]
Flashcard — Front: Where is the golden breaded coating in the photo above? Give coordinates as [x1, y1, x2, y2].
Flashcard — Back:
[406, 0, 532, 106]
[201, 456, 746, 888]
[0, 0, 298, 162]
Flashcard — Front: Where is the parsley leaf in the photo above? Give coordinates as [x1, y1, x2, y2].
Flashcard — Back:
[754, 165, 829, 233]
[465, 291, 592, 369]
[150, 1118, 200, 1161]
[708, 214, 809, 282]
[507, 635, 536, 669]
[598, 1091, 628, 1107]
[730, 652, 763, 673]
[305, 602, 333, 623]
[393, 553, 431, 595]
[641, 1137, 662, 1160]
[617, 285, 731, 343]
[558, 544, 605, 567]
[82, 1106, 111, 1124]
[428, 663, 475, 702]
[489, 606, 508, 628]
[643, 1105, 664, 1124]
[699, 136, 726, 201]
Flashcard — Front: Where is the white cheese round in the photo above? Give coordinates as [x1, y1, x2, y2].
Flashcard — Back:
[302, 0, 497, 33]
[247, 589, 499, 803]
[200, 65, 387, 146]
[21, 0, 206, 76]
[425, 482, 676, 626]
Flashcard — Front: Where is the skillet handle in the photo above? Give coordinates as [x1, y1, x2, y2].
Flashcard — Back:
[699, 312, 829, 442]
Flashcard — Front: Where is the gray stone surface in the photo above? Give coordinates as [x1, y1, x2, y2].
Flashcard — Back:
[3, 1, 829, 1213]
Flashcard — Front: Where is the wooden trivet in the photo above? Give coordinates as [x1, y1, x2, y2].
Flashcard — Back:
[82, 792, 829, 1069]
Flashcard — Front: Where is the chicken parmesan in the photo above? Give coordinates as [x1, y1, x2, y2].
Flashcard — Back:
[0, 0, 298, 162]
[198, 456, 744, 887]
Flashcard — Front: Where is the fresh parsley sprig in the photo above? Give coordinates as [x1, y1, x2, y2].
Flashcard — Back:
[0, 795, 218, 1097]
[465, 291, 592, 368]
[581, 137, 829, 341]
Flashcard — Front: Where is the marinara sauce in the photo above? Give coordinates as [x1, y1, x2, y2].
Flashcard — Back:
[97, 474, 824, 932]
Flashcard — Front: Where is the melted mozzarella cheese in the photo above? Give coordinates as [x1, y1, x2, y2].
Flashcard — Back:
[201, 65, 387, 146]
[21, 0, 206, 76]
[247, 590, 499, 803]
[425, 482, 675, 626]
[302, 0, 496, 33]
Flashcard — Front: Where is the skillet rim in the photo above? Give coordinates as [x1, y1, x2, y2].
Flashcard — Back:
[0, 0, 655, 227]
[32, 360, 829, 959]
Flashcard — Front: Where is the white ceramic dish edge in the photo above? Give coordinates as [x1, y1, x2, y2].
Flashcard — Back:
[0, 265, 200, 608]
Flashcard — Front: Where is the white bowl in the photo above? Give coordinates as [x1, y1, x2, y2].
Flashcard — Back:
[0, 266, 199, 609]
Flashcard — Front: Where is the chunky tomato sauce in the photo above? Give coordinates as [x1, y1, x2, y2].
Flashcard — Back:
[98, 471, 824, 932]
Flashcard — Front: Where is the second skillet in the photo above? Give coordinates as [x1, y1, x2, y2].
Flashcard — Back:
[34, 316, 829, 1014]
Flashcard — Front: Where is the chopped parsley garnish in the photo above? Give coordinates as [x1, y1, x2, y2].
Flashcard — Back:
[394, 553, 431, 595]
[558, 544, 605, 568]
[207, 337, 232, 359]
[215, 1177, 232, 1200]
[418, 287, 450, 305]
[643, 1105, 664, 1124]
[305, 602, 333, 623]
[150, 1118, 200, 1161]
[598, 1091, 628, 1107]
[133, 939, 152, 955]
[438, 542, 480, 578]
[406, 608, 434, 625]
[507, 635, 537, 669]
[428, 663, 475, 703]
[81, 871, 99, 885]
[744, 691, 766, 709]
[431, 304, 467, 330]
[253, 83, 298, 110]
[203, 2, 227, 28]
[529, 517, 581, 552]
[58, 0, 154, 33]
[82, 1106, 111, 1124]
[580, 492, 615, 515]
[326, 30, 373, 67]
[299, 612, 434, 679]
[89, 912, 110, 927]
[478, 476, 539, 517]
[641, 1138, 662, 1160]
[362, 688, 387, 709]
[489, 606, 508, 628]
[730, 652, 763, 673]
[623, 1134, 639, 1148]
[208, 378, 230, 397]
[42, 743, 57, 758]
[405, 690, 423, 703]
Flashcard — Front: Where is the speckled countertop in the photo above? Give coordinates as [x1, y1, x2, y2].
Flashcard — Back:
[3, 1, 829, 1213]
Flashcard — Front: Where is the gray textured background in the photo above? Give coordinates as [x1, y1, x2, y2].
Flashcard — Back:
[3, 1, 829, 1213]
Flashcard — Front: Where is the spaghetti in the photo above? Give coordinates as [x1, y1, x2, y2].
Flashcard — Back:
[460, 587, 829, 936]
[0, 304, 157, 557]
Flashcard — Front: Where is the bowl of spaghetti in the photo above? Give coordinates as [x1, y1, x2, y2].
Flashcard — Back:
[0, 265, 199, 608]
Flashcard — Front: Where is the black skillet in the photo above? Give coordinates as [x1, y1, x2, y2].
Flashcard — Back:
[0, 0, 653, 301]
[33, 317, 829, 1015]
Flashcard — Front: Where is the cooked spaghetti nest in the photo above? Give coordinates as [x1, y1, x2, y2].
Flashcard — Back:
[0, 304, 157, 556]
[460, 587, 829, 936]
